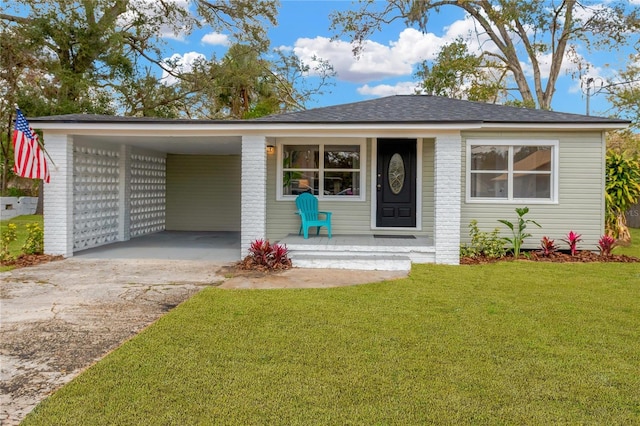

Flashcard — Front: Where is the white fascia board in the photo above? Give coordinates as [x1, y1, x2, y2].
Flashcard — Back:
[33, 120, 628, 136]
[479, 122, 629, 131]
[33, 121, 483, 135]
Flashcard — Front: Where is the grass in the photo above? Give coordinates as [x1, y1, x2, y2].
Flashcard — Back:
[0, 214, 43, 271]
[22, 261, 640, 425]
[614, 227, 640, 258]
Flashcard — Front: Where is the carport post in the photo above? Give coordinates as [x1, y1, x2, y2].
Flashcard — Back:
[240, 135, 267, 258]
[43, 133, 74, 257]
[433, 132, 462, 265]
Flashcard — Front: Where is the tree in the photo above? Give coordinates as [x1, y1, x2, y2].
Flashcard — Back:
[415, 39, 506, 102]
[332, 0, 640, 109]
[166, 45, 335, 119]
[0, 0, 280, 191]
[607, 130, 640, 157]
[607, 53, 640, 130]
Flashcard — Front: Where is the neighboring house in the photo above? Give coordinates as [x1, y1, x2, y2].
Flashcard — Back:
[30, 95, 629, 269]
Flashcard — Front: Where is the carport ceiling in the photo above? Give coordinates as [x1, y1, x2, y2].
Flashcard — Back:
[74, 135, 242, 155]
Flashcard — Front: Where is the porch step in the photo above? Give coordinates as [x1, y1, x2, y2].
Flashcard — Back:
[290, 254, 412, 271]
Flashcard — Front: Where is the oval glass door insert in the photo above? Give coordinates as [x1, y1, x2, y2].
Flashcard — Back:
[388, 153, 405, 195]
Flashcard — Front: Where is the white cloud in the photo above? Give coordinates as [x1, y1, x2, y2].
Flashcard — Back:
[201, 32, 230, 46]
[291, 29, 446, 84]
[161, 51, 206, 85]
[290, 13, 503, 86]
[357, 81, 422, 97]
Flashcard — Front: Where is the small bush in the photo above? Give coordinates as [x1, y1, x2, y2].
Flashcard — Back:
[562, 231, 582, 256]
[598, 235, 616, 257]
[239, 239, 292, 271]
[460, 220, 507, 259]
[1, 223, 18, 262]
[22, 223, 44, 255]
[498, 207, 541, 258]
[538, 236, 558, 257]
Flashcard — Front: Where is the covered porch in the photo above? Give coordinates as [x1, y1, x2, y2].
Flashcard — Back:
[36, 114, 462, 269]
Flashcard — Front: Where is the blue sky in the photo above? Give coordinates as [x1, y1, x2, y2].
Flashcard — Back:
[154, 1, 637, 117]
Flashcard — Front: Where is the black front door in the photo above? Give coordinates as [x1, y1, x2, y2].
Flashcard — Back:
[376, 139, 417, 227]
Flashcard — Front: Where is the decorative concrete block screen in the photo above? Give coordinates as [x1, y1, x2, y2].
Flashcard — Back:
[129, 151, 166, 237]
[73, 145, 120, 250]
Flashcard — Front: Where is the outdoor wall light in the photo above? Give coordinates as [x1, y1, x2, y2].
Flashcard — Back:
[266, 145, 275, 155]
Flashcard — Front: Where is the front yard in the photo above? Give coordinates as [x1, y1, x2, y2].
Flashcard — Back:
[22, 259, 640, 424]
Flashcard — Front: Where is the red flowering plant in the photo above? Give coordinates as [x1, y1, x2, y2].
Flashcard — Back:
[538, 236, 558, 257]
[562, 231, 582, 256]
[597, 235, 616, 257]
[239, 239, 292, 271]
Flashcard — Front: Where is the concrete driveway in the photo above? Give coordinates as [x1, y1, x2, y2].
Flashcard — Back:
[0, 255, 405, 425]
[0, 258, 225, 425]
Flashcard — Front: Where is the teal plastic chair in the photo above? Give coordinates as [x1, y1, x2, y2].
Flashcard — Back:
[296, 192, 332, 239]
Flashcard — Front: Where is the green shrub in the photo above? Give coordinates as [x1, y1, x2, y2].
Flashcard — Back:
[460, 220, 507, 258]
[239, 239, 292, 271]
[22, 223, 44, 254]
[605, 151, 640, 243]
[1, 223, 18, 262]
[498, 207, 541, 258]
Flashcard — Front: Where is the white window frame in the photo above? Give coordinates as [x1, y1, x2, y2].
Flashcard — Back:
[466, 139, 559, 204]
[276, 140, 367, 201]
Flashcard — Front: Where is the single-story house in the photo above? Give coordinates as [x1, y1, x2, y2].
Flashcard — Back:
[30, 95, 629, 270]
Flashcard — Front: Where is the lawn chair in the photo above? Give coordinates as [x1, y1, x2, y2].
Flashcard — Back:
[296, 192, 332, 239]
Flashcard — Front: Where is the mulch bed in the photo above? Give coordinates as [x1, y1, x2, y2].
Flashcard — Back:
[461, 251, 640, 265]
[2, 252, 638, 270]
[1, 254, 64, 269]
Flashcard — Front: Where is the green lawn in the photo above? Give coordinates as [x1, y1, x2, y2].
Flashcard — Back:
[0, 214, 43, 271]
[614, 227, 640, 258]
[23, 261, 640, 424]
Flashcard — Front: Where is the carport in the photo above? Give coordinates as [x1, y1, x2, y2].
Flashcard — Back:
[70, 133, 242, 260]
[31, 115, 268, 261]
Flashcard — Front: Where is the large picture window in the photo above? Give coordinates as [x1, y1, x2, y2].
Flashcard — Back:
[467, 140, 558, 203]
[279, 142, 364, 200]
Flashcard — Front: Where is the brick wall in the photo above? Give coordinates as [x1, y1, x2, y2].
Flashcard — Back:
[434, 134, 462, 265]
[43, 134, 74, 257]
[241, 136, 267, 258]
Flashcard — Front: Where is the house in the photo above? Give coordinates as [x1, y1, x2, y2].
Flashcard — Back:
[30, 95, 629, 270]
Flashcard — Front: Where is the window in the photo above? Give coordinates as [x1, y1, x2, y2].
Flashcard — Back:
[467, 140, 557, 203]
[279, 142, 364, 200]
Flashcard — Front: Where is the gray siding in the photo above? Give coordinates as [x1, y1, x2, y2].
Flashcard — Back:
[460, 131, 606, 250]
[166, 155, 241, 231]
[421, 139, 435, 235]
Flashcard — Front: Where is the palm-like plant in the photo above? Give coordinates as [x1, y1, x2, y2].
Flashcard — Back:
[605, 151, 640, 243]
[498, 207, 541, 258]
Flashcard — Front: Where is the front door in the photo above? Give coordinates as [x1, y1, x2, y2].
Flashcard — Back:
[376, 139, 417, 227]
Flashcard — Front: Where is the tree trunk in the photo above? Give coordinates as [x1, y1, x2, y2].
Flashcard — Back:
[36, 181, 44, 215]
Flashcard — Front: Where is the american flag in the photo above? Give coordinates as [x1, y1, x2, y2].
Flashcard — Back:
[13, 108, 50, 183]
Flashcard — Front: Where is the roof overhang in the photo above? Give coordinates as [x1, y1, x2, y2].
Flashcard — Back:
[31, 119, 627, 135]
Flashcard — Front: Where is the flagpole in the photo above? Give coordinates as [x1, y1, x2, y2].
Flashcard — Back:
[15, 104, 58, 170]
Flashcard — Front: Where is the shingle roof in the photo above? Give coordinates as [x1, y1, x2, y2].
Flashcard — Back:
[29, 95, 628, 126]
[256, 95, 627, 124]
